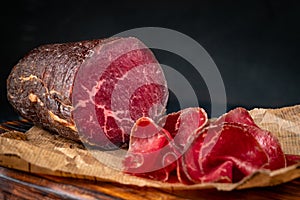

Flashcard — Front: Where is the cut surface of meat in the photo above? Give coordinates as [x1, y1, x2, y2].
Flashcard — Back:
[73, 38, 168, 149]
[213, 107, 257, 127]
[123, 107, 288, 184]
[213, 107, 286, 170]
[124, 107, 208, 182]
[123, 117, 177, 181]
[244, 125, 286, 170]
[285, 154, 300, 166]
[159, 107, 208, 153]
[7, 37, 168, 149]
[181, 123, 284, 183]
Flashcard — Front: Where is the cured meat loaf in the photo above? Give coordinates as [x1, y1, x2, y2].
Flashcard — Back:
[7, 37, 168, 149]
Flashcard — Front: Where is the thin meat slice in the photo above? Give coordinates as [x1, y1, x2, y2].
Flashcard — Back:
[214, 107, 286, 170]
[285, 154, 300, 166]
[160, 107, 208, 183]
[213, 107, 257, 127]
[124, 107, 208, 182]
[182, 123, 267, 183]
[123, 117, 177, 181]
[181, 123, 286, 183]
[123, 107, 287, 184]
[159, 107, 208, 152]
[245, 126, 286, 170]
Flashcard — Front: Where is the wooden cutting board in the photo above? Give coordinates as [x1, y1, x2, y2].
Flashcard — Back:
[0, 165, 300, 200]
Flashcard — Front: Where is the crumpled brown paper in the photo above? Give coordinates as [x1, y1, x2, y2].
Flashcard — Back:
[0, 105, 299, 191]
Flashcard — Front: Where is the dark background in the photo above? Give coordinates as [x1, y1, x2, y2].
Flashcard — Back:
[1, 0, 299, 120]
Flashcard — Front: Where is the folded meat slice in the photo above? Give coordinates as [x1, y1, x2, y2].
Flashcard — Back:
[123, 117, 177, 181]
[159, 107, 208, 152]
[213, 107, 286, 170]
[123, 107, 208, 182]
[123, 106, 287, 184]
[181, 122, 286, 183]
[213, 107, 257, 127]
[285, 154, 300, 166]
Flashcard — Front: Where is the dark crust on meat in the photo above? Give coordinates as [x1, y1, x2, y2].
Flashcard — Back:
[7, 38, 118, 141]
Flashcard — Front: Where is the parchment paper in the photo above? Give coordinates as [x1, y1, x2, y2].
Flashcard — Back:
[0, 105, 299, 191]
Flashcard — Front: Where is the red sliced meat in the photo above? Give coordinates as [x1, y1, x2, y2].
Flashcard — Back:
[213, 107, 257, 127]
[123, 117, 177, 181]
[123, 106, 287, 184]
[124, 107, 208, 182]
[159, 107, 208, 151]
[214, 107, 286, 170]
[245, 126, 286, 170]
[161, 107, 209, 183]
[285, 154, 300, 166]
[181, 123, 286, 183]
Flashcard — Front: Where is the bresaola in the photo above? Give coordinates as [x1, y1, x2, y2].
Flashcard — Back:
[123, 107, 288, 184]
[6, 37, 295, 184]
[123, 117, 177, 181]
[7, 37, 168, 149]
[213, 107, 286, 171]
[123, 107, 208, 182]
